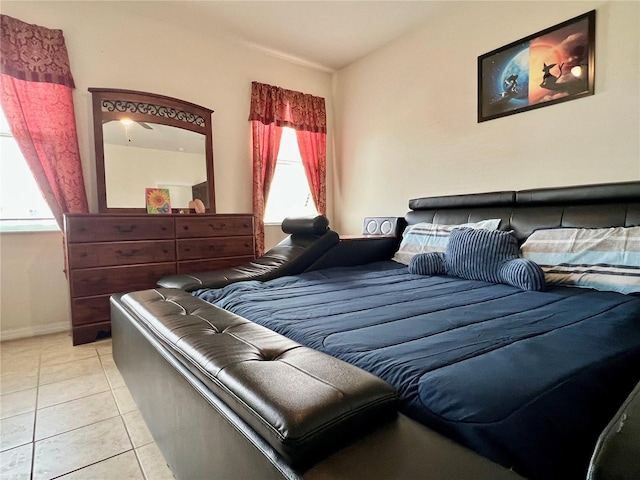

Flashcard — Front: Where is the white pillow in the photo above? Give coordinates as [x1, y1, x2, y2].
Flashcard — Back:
[521, 226, 640, 294]
[392, 219, 501, 265]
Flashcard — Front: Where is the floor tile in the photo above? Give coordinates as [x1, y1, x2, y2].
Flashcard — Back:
[0, 388, 37, 419]
[1, 333, 178, 480]
[32, 416, 132, 480]
[99, 354, 126, 389]
[94, 338, 112, 357]
[39, 356, 104, 386]
[39, 344, 97, 367]
[35, 391, 119, 440]
[56, 451, 144, 480]
[0, 371, 39, 395]
[0, 354, 40, 377]
[0, 411, 34, 452]
[0, 336, 43, 353]
[37, 372, 110, 409]
[136, 442, 174, 480]
[0, 443, 33, 480]
[123, 410, 154, 448]
[112, 386, 137, 414]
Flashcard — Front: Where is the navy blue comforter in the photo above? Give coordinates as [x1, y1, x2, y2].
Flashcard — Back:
[196, 261, 640, 479]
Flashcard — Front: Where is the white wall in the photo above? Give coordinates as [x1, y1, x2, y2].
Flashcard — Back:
[0, 231, 71, 340]
[0, 1, 333, 339]
[104, 145, 205, 208]
[333, 1, 639, 234]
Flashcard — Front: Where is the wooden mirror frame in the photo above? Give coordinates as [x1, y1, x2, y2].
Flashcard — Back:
[89, 88, 215, 213]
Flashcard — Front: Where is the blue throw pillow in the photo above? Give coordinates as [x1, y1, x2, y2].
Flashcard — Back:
[444, 227, 545, 291]
[499, 258, 547, 292]
[408, 252, 446, 275]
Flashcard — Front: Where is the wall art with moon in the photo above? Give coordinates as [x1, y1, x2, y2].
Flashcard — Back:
[478, 10, 595, 123]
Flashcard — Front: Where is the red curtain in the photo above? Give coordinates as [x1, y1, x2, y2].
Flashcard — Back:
[296, 129, 326, 216]
[0, 15, 88, 228]
[251, 120, 283, 257]
[249, 81, 326, 256]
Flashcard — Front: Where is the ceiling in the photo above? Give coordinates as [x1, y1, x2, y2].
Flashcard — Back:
[117, 1, 442, 72]
[103, 120, 205, 154]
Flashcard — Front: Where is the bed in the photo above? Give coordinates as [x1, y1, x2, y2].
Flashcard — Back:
[112, 181, 640, 480]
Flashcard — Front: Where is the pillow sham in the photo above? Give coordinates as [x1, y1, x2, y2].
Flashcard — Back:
[521, 226, 640, 294]
[392, 218, 501, 265]
[408, 228, 545, 291]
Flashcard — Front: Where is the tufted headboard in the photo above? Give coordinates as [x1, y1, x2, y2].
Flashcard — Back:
[405, 181, 640, 242]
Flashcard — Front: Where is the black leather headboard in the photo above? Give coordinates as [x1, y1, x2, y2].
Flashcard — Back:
[405, 181, 640, 242]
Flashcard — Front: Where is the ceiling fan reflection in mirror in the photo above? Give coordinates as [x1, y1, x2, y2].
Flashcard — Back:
[103, 118, 153, 130]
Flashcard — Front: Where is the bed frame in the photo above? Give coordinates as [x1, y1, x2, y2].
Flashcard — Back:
[112, 181, 640, 480]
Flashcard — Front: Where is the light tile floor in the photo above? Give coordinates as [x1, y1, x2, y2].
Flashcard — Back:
[0, 332, 175, 480]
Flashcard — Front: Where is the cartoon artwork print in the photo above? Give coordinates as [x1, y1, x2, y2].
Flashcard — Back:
[482, 43, 530, 115]
[528, 19, 589, 104]
[479, 12, 593, 122]
[146, 188, 171, 214]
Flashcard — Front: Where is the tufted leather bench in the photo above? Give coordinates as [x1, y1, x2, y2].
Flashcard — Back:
[114, 288, 398, 468]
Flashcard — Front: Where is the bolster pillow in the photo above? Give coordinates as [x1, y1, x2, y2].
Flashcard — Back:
[282, 215, 330, 236]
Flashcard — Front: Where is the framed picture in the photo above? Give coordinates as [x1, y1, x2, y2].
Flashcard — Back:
[145, 188, 171, 214]
[478, 10, 595, 123]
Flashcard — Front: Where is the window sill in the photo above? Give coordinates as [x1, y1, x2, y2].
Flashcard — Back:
[0, 220, 60, 233]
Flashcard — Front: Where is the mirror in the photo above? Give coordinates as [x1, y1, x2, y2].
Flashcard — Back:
[90, 88, 215, 213]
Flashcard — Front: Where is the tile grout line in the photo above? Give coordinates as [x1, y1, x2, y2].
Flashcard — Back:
[106, 353, 151, 480]
[30, 342, 43, 480]
[34, 375, 111, 412]
[46, 449, 138, 480]
[33, 405, 122, 444]
[102, 351, 150, 480]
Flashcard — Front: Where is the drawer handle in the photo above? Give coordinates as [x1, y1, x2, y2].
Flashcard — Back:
[116, 249, 139, 257]
[115, 225, 136, 233]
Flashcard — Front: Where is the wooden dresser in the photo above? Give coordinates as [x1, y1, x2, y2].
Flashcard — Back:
[64, 213, 254, 345]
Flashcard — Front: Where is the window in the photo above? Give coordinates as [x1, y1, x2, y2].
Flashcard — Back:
[0, 107, 58, 231]
[263, 127, 318, 224]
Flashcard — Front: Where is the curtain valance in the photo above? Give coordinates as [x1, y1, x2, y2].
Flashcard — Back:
[249, 81, 326, 134]
[0, 15, 75, 88]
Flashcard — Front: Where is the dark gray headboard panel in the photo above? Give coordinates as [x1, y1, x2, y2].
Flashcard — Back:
[516, 181, 640, 205]
[408, 191, 515, 210]
[406, 181, 640, 242]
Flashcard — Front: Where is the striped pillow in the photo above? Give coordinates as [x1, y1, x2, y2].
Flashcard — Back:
[392, 219, 501, 265]
[445, 227, 545, 291]
[521, 226, 640, 294]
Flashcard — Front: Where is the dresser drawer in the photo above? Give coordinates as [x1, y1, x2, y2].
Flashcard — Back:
[66, 216, 174, 242]
[177, 255, 255, 275]
[70, 263, 176, 297]
[175, 216, 253, 238]
[71, 295, 112, 326]
[68, 240, 175, 268]
[176, 236, 254, 261]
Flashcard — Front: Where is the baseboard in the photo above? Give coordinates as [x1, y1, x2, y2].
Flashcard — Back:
[0, 322, 70, 342]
